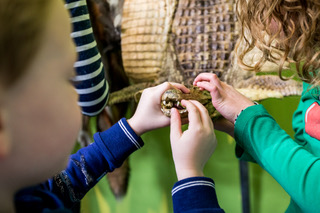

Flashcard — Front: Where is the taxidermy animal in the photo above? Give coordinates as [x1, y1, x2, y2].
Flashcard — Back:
[84, 0, 302, 199]
[160, 86, 216, 118]
[108, 0, 302, 106]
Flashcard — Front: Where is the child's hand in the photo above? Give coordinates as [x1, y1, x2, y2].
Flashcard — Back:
[170, 99, 217, 181]
[127, 82, 190, 136]
[193, 73, 255, 124]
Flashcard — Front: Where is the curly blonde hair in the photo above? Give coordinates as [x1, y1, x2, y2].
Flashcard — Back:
[0, 0, 51, 89]
[235, 0, 320, 86]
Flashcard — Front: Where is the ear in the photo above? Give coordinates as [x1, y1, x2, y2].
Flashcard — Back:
[0, 110, 10, 159]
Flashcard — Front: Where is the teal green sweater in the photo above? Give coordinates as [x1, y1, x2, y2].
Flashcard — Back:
[234, 82, 320, 213]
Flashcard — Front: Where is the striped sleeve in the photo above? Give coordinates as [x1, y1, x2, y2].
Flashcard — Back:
[65, 0, 109, 116]
[172, 178, 215, 196]
[172, 177, 225, 213]
[118, 119, 142, 149]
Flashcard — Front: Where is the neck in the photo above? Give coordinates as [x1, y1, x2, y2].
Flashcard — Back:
[0, 191, 15, 213]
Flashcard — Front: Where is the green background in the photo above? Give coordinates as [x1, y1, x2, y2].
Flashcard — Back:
[80, 96, 300, 213]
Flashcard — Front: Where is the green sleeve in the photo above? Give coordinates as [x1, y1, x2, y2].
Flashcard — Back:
[234, 104, 320, 212]
[292, 83, 310, 145]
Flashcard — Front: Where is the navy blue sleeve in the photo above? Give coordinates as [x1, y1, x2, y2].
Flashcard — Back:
[172, 177, 225, 213]
[65, 0, 109, 116]
[48, 118, 144, 207]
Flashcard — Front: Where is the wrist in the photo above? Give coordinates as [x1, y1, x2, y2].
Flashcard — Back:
[127, 117, 144, 136]
[233, 101, 259, 124]
[176, 168, 204, 181]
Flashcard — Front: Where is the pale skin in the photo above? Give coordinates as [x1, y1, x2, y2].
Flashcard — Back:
[170, 100, 217, 181]
[193, 73, 256, 134]
[0, 1, 80, 212]
[128, 82, 190, 136]
[0, 1, 190, 212]
[169, 72, 254, 180]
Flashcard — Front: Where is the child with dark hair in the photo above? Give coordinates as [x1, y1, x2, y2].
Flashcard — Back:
[0, 0, 224, 212]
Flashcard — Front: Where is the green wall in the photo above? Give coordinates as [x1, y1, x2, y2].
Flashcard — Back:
[80, 96, 300, 213]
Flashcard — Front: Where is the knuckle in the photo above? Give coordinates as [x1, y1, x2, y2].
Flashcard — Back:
[162, 82, 171, 89]
[210, 74, 218, 81]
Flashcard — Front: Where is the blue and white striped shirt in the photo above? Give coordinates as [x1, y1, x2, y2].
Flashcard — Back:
[65, 0, 109, 116]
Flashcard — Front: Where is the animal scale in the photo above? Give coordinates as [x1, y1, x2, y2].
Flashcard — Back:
[108, 0, 302, 106]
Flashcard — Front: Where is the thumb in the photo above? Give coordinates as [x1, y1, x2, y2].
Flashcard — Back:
[170, 108, 182, 143]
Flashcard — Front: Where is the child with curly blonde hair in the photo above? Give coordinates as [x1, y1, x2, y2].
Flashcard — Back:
[193, 0, 320, 212]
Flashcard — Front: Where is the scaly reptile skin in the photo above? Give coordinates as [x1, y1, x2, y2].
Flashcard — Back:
[160, 86, 217, 118]
[109, 0, 302, 109]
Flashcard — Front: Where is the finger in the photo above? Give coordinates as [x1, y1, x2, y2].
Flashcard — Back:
[153, 82, 190, 99]
[156, 82, 175, 94]
[193, 73, 216, 85]
[195, 81, 216, 92]
[189, 100, 213, 129]
[195, 81, 222, 102]
[169, 82, 190, 94]
[170, 108, 182, 143]
[146, 82, 175, 104]
[181, 100, 202, 129]
[193, 73, 221, 87]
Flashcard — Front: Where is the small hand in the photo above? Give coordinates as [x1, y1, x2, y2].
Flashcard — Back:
[193, 73, 255, 124]
[170, 99, 217, 181]
[128, 82, 190, 136]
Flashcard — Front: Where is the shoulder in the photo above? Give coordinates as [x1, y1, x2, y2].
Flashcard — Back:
[15, 184, 73, 213]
